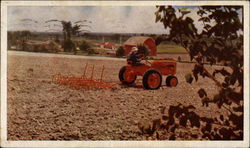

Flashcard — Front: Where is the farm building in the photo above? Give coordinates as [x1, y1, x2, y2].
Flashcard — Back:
[123, 36, 157, 56]
[100, 42, 116, 50]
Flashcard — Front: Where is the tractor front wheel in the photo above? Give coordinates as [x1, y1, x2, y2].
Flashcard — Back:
[143, 69, 162, 90]
[119, 66, 137, 85]
[166, 76, 178, 87]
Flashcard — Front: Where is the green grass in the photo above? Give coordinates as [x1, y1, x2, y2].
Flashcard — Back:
[91, 47, 106, 52]
[157, 44, 187, 53]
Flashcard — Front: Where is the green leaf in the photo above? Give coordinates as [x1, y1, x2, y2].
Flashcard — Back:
[183, 40, 188, 48]
[219, 128, 233, 139]
[167, 117, 175, 126]
[198, 17, 210, 22]
[165, 6, 175, 14]
[155, 11, 161, 23]
[180, 9, 191, 16]
[185, 73, 193, 84]
[162, 115, 168, 120]
[169, 134, 176, 140]
[204, 123, 212, 132]
[224, 120, 230, 126]
[158, 6, 165, 12]
[170, 124, 178, 133]
[204, 24, 211, 30]
[187, 105, 196, 110]
[160, 106, 166, 114]
[202, 97, 210, 107]
[170, 15, 176, 24]
[188, 112, 200, 128]
[188, 23, 195, 33]
[179, 116, 187, 127]
[152, 119, 161, 134]
[229, 113, 243, 130]
[219, 115, 224, 121]
[198, 88, 207, 98]
[192, 64, 204, 81]
[232, 106, 243, 112]
[197, 9, 206, 16]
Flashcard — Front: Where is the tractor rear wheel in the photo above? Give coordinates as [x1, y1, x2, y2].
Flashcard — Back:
[143, 69, 162, 90]
[166, 76, 178, 87]
[119, 66, 137, 85]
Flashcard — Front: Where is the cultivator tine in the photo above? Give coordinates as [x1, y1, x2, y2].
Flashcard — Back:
[91, 65, 95, 80]
[100, 65, 104, 82]
[83, 63, 88, 77]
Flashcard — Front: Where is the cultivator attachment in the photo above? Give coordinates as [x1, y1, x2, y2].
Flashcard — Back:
[52, 63, 116, 90]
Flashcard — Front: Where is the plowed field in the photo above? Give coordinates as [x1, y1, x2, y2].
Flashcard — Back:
[7, 51, 224, 140]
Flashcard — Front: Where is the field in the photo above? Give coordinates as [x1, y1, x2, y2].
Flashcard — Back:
[157, 44, 187, 53]
[7, 51, 226, 140]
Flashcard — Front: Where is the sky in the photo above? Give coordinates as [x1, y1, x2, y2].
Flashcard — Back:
[7, 6, 243, 34]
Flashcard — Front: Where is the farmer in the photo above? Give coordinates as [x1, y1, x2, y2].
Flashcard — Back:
[127, 47, 144, 65]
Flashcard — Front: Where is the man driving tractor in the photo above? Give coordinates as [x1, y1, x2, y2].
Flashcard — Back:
[120, 45, 178, 89]
[127, 47, 144, 65]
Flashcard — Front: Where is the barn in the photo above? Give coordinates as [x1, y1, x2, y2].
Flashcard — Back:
[123, 36, 157, 56]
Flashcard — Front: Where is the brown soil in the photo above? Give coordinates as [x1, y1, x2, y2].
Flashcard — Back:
[7, 51, 225, 140]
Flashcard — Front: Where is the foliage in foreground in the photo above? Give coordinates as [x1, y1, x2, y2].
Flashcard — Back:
[139, 6, 243, 140]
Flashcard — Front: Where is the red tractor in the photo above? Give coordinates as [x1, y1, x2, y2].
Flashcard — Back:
[119, 59, 178, 90]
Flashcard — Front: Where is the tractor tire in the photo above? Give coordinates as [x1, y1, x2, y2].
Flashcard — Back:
[119, 66, 137, 85]
[166, 76, 178, 87]
[143, 69, 162, 90]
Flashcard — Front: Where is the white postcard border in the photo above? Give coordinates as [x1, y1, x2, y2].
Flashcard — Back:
[1, 1, 249, 147]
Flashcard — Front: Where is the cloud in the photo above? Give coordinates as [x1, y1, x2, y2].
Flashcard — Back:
[7, 6, 243, 34]
[7, 6, 89, 32]
[82, 6, 167, 34]
[7, 6, 167, 34]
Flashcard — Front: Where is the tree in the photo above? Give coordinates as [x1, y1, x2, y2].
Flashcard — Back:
[116, 46, 125, 57]
[139, 6, 243, 140]
[45, 20, 82, 53]
[72, 24, 81, 37]
[79, 40, 91, 52]
[61, 21, 75, 52]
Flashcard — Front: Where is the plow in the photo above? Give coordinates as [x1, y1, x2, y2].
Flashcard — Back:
[52, 63, 116, 90]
